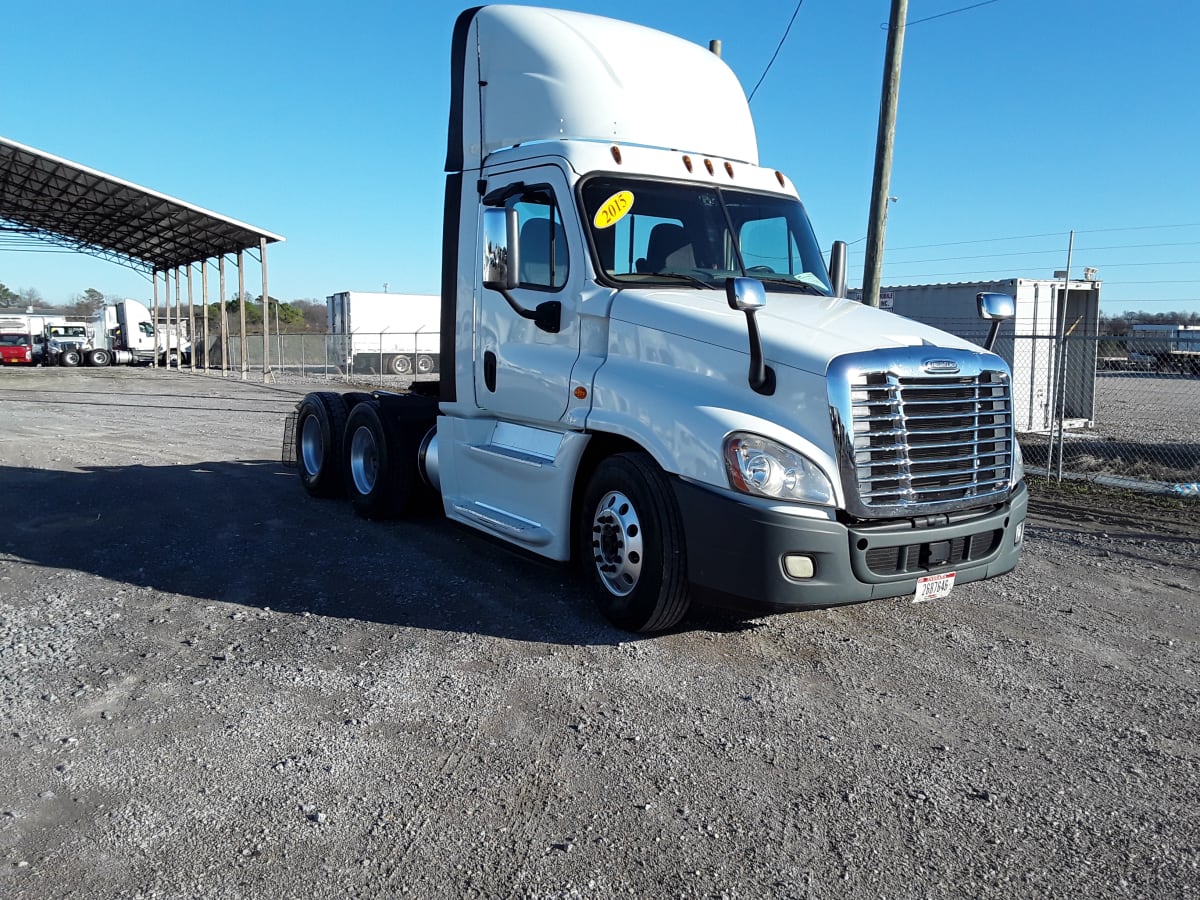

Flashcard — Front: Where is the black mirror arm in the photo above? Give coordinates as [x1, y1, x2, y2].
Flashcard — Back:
[491, 287, 561, 334]
[984, 319, 1003, 352]
[742, 310, 775, 395]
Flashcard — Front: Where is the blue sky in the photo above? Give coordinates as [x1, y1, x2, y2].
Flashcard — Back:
[3, 0, 1197, 317]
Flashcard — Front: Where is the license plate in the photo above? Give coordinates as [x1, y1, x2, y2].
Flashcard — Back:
[913, 571, 955, 603]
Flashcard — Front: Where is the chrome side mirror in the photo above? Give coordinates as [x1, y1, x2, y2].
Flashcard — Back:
[726, 276, 766, 312]
[482, 207, 519, 291]
[829, 240, 847, 299]
[977, 291, 1015, 351]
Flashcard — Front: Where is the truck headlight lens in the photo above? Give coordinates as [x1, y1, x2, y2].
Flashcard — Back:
[723, 433, 834, 505]
[1012, 437, 1025, 487]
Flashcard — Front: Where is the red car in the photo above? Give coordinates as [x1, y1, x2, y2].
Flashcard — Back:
[0, 332, 34, 365]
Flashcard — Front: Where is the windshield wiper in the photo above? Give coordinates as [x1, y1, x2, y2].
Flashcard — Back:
[641, 272, 711, 289]
[755, 277, 828, 296]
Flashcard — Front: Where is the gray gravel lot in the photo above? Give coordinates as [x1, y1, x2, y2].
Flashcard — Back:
[0, 367, 1197, 899]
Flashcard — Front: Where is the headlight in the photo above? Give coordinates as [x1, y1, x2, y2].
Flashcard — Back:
[1012, 436, 1025, 487]
[723, 433, 834, 505]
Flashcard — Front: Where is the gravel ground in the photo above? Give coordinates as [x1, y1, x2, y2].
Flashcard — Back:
[0, 367, 1197, 899]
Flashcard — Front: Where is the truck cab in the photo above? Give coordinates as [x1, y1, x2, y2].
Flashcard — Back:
[290, 5, 1026, 633]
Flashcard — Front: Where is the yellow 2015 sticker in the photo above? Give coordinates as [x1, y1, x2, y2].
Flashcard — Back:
[593, 190, 635, 229]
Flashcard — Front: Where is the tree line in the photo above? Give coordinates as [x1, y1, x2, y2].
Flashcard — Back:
[0, 283, 328, 332]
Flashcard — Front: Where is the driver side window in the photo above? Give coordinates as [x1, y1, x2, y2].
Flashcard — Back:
[510, 190, 569, 290]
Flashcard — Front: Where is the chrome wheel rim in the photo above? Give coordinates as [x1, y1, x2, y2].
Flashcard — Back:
[590, 490, 643, 597]
[349, 425, 379, 495]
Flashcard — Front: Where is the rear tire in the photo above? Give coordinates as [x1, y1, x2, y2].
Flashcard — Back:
[342, 401, 426, 519]
[295, 392, 348, 498]
[340, 391, 373, 412]
[416, 354, 435, 375]
[578, 452, 690, 633]
[388, 355, 413, 376]
[86, 349, 112, 367]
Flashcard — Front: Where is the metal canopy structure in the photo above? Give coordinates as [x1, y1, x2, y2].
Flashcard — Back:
[0, 135, 285, 380]
[0, 135, 283, 270]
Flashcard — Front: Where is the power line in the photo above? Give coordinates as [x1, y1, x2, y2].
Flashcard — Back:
[748, 1, 806, 103]
[887, 222, 1200, 253]
[901, 0, 1001, 28]
[885, 241, 1200, 266]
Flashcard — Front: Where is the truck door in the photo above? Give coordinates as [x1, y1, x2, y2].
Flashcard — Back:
[475, 167, 581, 424]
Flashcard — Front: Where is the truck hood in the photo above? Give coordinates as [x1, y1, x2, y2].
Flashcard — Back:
[608, 287, 989, 374]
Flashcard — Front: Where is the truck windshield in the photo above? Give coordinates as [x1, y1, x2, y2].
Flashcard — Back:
[581, 176, 832, 295]
[1, 333, 31, 346]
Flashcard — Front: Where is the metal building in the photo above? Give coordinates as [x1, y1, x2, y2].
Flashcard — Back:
[0, 135, 284, 379]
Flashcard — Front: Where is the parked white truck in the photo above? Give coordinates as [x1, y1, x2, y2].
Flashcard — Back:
[79, 298, 190, 367]
[288, 5, 1026, 632]
[327, 291, 440, 375]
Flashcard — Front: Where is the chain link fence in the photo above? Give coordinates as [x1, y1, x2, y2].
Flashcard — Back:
[1009, 333, 1198, 495]
[190, 330, 440, 390]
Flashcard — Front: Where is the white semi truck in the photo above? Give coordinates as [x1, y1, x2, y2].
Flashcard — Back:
[327, 291, 440, 376]
[70, 298, 190, 367]
[288, 5, 1027, 632]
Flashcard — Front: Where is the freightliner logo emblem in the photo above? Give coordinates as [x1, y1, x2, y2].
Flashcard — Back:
[922, 359, 960, 374]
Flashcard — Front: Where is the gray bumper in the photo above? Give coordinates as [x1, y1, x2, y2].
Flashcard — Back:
[671, 479, 1027, 612]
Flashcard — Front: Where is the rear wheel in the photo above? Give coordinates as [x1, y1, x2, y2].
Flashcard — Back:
[295, 392, 348, 498]
[86, 348, 112, 367]
[416, 354, 435, 375]
[388, 355, 413, 376]
[578, 453, 690, 633]
[342, 401, 427, 519]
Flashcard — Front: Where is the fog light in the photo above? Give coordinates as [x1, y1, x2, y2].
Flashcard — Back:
[1015, 522, 1024, 545]
[783, 554, 815, 580]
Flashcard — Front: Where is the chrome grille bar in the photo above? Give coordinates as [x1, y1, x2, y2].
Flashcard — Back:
[835, 361, 1015, 515]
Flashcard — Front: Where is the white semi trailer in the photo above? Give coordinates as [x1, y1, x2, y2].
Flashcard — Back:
[327, 291, 440, 376]
[288, 5, 1026, 633]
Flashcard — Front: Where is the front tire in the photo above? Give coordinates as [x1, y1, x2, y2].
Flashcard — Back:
[295, 392, 348, 498]
[59, 349, 82, 367]
[579, 453, 690, 633]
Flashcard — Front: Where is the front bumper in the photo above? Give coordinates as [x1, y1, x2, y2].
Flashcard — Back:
[672, 479, 1027, 612]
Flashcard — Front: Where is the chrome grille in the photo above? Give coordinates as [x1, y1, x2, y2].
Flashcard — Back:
[847, 370, 1013, 512]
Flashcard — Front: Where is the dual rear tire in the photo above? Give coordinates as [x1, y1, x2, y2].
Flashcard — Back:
[294, 391, 434, 517]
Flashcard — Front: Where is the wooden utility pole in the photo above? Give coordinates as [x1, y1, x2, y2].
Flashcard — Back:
[861, 0, 908, 308]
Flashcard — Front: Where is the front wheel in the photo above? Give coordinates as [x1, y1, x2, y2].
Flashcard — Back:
[59, 349, 82, 367]
[578, 453, 690, 633]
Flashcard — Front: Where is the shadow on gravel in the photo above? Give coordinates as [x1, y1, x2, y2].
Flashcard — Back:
[0, 459, 671, 647]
